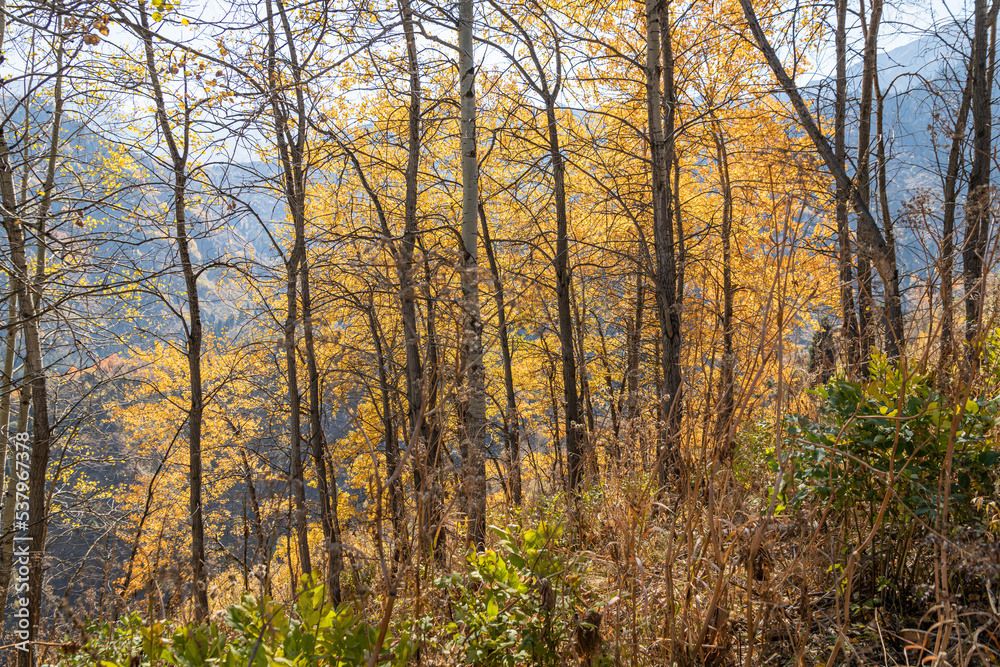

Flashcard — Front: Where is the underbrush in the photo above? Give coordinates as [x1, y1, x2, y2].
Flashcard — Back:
[50, 360, 1000, 666]
[54, 521, 600, 667]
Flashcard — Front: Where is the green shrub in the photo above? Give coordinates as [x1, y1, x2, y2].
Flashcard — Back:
[55, 579, 413, 667]
[430, 521, 595, 666]
[782, 353, 1000, 524]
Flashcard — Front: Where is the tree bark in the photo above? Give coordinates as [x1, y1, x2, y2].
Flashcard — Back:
[479, 204, 521, 505]
[264, 0, 312, 583]
[393, 0, 438, 557]
[544, 89, 583, 492]
[139, 4, 208, 620]
[646, 0, 683, 486]
[856, 0, 885, 369]
[941, 67, 973, 372]
[964, 0, 993, 363]
[0, 379, 28, 635]
[367, 301, 403, 545]
[594, 311, 621, 451]
[834, 0, 860, 377]
[572, 293, 597, 479]
[0, 291, 17, 624]
[622, 271, 644, 436]
[301, 259, 341, 603]
[240, 449, 270, 597]
[458, 0, 488, 549]
[874, 74, 901, 361]
[713, 128, 735, 462]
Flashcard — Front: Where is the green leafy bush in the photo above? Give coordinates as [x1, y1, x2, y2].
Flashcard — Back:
[782, 354, 1000, 524]
[56, 522, 596, 667]
[55, 579, 413, 667]
[430, 521, 595, 666]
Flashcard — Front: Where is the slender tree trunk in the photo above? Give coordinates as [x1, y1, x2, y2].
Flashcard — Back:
[594, 311, 621, 449]
[646, 0, 683, 486]
[2, 129, 54, 661]
[714, 129, 735, 462]
[0, 381, 27, 628]
[543, 97, 583, 491]
[300, 260, 340, 603]
[856, 0, 884, 371]
[942, 68, 974, 371]
[282, 254, 310, 579]
[319, 430, 343, 596]
[240, 449, 270, 597]
[0, 376, 26, 620]
[335, 0, 430, 558]
[546, 358, 564, 490]
[623, 271, 644, 433]
[572, 293, 597, 480]
[14, 23, 64, 650]
[458, 0, 488, 549]
[170, 121, 209, 625]
[367, 303, 402, 543]
[875, 75, 900, 361]
[674, 155, 685, 306]
[834, 0, 860, 377]
[418, 249, 444, 557]
[964, 0, 993, 363]
[479, 204, 521, 505]
[393, 0, 437, 557]
[139, 5, 208, 620]
[0, 291, 16, 623]
[856, 261, 875, 374]
[265, 0, 313, 581]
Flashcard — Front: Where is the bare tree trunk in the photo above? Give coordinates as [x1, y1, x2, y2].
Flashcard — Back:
[264, 0, 316, 581]
[2, 129, 55, 660]
[594, 311, 621, 449]
[674, 155, 685, 306]
[646, 0, 683, 487]
[572, 294, 597, 480]
[713, 128, 735, 462]
[419, 248, 444, 556]
[856, 0, 885, 371]
[623, 271, 644, 434]
[0, 292, 16, 625]
[941, 67, 973, 372]
[544, 93, 583, 492]
[392, 0, 437, 557]
[875, 75, 901, 361]
[964, 0, 993, 363]
[283, 258, 310, 580]
[458, 0, 488, 549]
[240, 449, 270, 596]
[856, 260, 875, 375]
[2, 22, 61, 651]
[479, 204, 521, 505]
[0, 377, 27, 608]
[138, 4, 210, 621]
[545, 356, 564, 491]
[367, 301, 403, 542]
[574, 294, 596, 433]
[300, 260, 340, 603]
[480, 0, 579, 491]
[834, 0, 860, 377]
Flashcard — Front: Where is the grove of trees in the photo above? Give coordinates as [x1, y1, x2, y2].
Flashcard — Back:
[0, 0, 999, 663]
